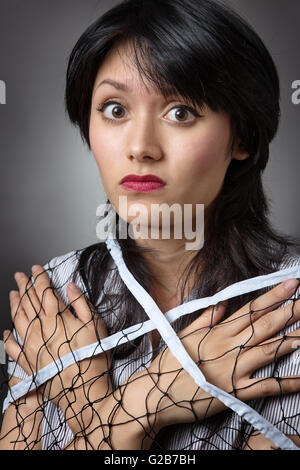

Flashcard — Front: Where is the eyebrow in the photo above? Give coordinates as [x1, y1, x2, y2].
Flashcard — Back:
[95, 78, 178, 98]
[95, 79, 131, 92]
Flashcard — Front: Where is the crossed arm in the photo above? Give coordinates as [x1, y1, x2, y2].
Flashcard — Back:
[0, 265, 300, 450]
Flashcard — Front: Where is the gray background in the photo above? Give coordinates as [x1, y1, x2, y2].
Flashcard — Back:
[0, 0, 299, 422]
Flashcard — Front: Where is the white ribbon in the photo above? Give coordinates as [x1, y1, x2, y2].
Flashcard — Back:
[3, 234, 300, 450]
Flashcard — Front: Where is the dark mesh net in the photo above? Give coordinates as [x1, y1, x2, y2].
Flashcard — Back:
[0, 241, 300, 450]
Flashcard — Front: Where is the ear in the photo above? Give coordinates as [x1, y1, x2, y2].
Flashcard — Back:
[231, 138, 250, 161]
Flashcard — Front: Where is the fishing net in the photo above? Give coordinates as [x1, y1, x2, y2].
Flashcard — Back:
[1, 233, 300, 450]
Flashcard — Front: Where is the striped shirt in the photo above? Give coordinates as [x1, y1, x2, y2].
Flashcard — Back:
[3, 246, 300, 450]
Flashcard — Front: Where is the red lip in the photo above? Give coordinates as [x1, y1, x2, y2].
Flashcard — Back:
[120, 174, 166, 184]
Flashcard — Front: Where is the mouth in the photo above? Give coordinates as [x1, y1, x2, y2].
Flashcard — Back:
[120, 174, 166, 193]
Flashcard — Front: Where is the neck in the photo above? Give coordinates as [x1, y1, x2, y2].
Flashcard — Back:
[134, 236, 200, 298]
[131, 205, 214, 294]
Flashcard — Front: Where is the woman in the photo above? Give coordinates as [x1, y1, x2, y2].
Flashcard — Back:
[1, 0, 300, 450]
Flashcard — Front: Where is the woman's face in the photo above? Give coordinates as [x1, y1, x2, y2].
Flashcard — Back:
[89, 42, 248, 232]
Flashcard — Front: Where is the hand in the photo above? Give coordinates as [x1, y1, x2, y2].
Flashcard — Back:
[143, 278, 300, 430]
[60, 301, 230, 450]
[3, 265, 111, 406]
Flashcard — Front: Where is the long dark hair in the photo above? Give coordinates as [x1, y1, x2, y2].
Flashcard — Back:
[65, 0, 300, 362]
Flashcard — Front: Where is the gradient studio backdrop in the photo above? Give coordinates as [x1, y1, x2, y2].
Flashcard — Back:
[0, 0, 299, 421]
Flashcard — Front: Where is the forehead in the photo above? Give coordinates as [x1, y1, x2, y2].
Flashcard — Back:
[91, 41, 214, 117]
[92, 42, 176, 98]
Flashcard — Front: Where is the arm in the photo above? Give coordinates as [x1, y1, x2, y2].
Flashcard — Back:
[59, 365, 217, 450]
[244, 285, 300, 450]
[0, 267, 51, 450]
[5, 267, 300, 450]
[60, 371, 159, 450]
[0, 376, 44, 450]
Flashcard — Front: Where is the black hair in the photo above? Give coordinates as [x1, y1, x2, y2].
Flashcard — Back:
[65, 0, 300, 359]
[66, 0, 278, 174]
[64, 0, 300, 450]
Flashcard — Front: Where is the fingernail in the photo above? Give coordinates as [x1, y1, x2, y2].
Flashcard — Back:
[3, 330, 10, 338]
[31, 265, 40, 273]
[14, 272, 23, 281]
[283, 279, 298, 292]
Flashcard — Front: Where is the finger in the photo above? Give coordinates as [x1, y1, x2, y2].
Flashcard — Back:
[66, 283, 108, 338]
[9, 291, 30, 340]
[14, 272, 43, 321]
[238, 330, 300, 376]
[66, 283, 94, 323]
[238, 375, 300, 402]
[7, 374, 23, 388]
[31, 265, 67, 316]
[237, 297, 300, 347]
[200, 301, 228, 328]
[179, 301, 228, 338]
[3, 330, 32, 376]
[226, 279, 300, 335]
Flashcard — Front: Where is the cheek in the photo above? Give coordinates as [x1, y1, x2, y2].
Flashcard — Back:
[181, 126, 231, 175]
[89, 123, 119, 175]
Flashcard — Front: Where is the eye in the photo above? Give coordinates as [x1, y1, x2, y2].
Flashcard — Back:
[97, 101, 128, 123]
[166, 105, 200, 124]
[96, 101, 201, 125]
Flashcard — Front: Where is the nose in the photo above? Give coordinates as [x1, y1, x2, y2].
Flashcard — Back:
[126, 116, 163, 162]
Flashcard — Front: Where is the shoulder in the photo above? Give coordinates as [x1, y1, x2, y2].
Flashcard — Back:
[42, 241, 109, 280]
[41, 248, 83, 286]
[42, 248, 82, 273]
